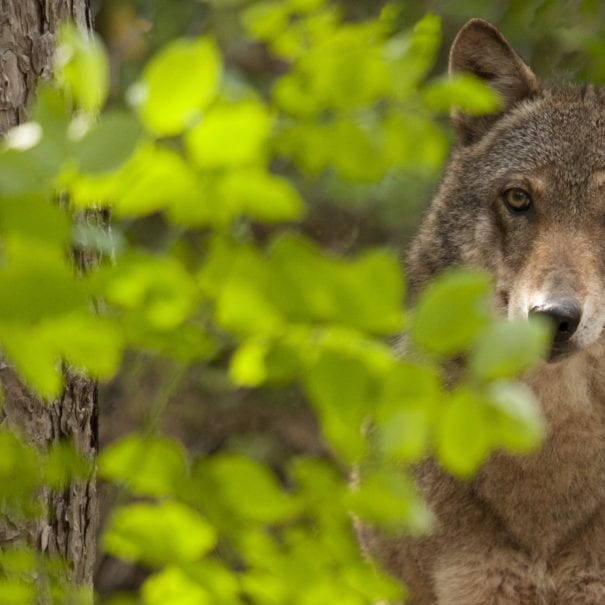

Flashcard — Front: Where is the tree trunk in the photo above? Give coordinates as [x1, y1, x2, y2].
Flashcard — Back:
[0, 0, 97, 599]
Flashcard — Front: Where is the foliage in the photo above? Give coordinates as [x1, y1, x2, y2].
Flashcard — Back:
[0, 0, 574, 603]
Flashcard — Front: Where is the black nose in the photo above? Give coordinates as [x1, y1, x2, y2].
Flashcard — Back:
[529, 301, 581, 343]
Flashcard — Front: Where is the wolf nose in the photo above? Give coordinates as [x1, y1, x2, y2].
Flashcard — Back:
[529, 301, 581, 343]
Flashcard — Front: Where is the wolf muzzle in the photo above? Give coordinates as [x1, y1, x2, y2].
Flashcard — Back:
[529, 299, 582, 361]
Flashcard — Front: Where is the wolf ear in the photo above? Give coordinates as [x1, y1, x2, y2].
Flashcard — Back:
[449, 19, 540, 144]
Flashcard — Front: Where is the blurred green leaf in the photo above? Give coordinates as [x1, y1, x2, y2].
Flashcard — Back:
[0, 194, 70, 246]
[136, 38, 222, 136]
[103, 254, 197, 329]
[269, 235, 404, 334]
[376, 362, 441, 461]
[55, 23, 109, 113]
[0, 328, 63, 398]
[142, 567, 211, 605]
[0, 430, 41, 499]
[217, 170, 305, 223]
[73, 111, 142, 174]
[488, 382, 545, 452]
[40, 313, 123, 379]
[99, 434, 188, 497]
[424, 73, 503, 114]
[0, 581, 36, 605]
[186, 101, 272, 169]
[67, 143, 203, 217]
[471, 318, 550, 381]
[43, 441, 92, 489]
[347, 469, 432, 533]
[104, 501, 216, 566]
[305, 351, 372, 461]
[410, 269, 491, 355]
[199, 454, 299, 523]
[436, 388, 491, 477]
[230, 338, 270, 386]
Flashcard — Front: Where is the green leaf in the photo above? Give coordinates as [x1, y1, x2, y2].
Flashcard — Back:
[201, 454, 299, 523]
[243, 2, 291, 41]
[332, 121, 385, 182]
[471, 318, 550, 381]
[137, 38, 222, 136]
[0, 142, 64, 197]
[383, 113, 447, 172]
[40, 313, 123, 379]
[436, 388, 491, 477]
[99, 434, 188, 497]
[0, 239, 88, 323]
[72, 111, 142, 174]
[0, 327, 63, 398]
[185, 100, 272, 169]
[217, 170, 304, 223]
[113, 144, 202, 217]
[0, 581, 36, 605]
[55, 23, 109, 113]
[488, 382, 545, 452]
[304, 351, 373, 461]
[268, 234, 404, 334]
[424, 73, 503, 115]
[142, 567, 210, 605]
[0, 430, 41, 499]
[347, 469, 432, 533]
[376, 362, 441, 461]
[67, 142, 203, 217]
[0, 194, 70, 247]
[230, 338, 270, 386]
[104, 254, 197, 329]
[410, 269, 491, 355]
[211, 245, 283, 335]
[392, 13, 442, 94]
[104, 501, 216, 566]
[43, 441, 92, 489]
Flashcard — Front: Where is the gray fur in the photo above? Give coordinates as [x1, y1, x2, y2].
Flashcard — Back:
[362, 19, 605, 604]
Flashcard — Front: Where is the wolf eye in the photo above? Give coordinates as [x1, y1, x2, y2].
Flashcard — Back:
[503, 188, 532, 212]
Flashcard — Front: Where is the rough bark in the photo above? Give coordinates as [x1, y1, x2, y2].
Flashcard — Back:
[0, 0, 97, 598]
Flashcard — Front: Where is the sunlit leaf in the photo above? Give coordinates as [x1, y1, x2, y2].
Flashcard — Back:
[44, 441, 92, 489]
[424, 73, 503, 114]
[40, 313, 123, 379]
[185, 101, 272, 169]
[73, 111, 142, 174]
[217, 170, 304, 223]
[200, 454, 299, 523]
[488, 382, 545, 452]
[305, 351, 372, 461]
[142, 567, 210, 605]
[99, 434, 188, 497]
[104, 254, 198, 329]
[55, 23, 109, 113]
[230, 338, 269, 386]
[347, 469, 432, 533]
[104, 501, 216, 566]
[436, 388, 491, 477]
[410, 269, 491, 355]
[243, 1, 291, 41]
[137, 38, 222, 135]
[471, 318, 550, 381]
[0, 327, 63, 398]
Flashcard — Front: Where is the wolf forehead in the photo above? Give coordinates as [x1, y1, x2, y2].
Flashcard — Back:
[460, 88, 605, 195]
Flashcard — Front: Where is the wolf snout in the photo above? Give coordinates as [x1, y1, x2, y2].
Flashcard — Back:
[529, 300, 582, 359]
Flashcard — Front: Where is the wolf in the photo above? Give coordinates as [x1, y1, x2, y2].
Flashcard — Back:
[360, 18, 605, 605]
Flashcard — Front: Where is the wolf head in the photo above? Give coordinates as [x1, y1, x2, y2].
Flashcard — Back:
[408, 19, 605, 362]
